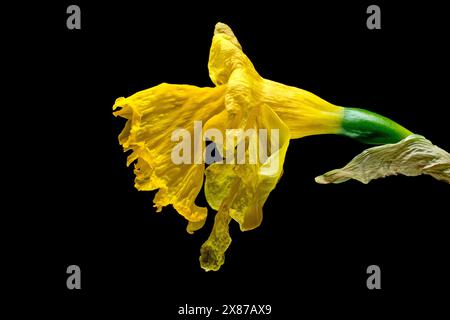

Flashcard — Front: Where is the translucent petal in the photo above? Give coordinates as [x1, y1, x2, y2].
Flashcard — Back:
[201, 105, 290, 270]
[200, 180, 236, 272]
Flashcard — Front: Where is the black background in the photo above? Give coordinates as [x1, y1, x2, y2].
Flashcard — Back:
[12, 1, 449, 317]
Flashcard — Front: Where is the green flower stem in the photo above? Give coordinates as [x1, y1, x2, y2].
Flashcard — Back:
[340, 107, 413, 145]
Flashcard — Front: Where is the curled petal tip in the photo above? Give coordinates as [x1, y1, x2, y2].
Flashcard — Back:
[214, 22, 241, 49]
[214, 22, 232, 35]
[314, 175, 328, 184]
[113, 97, 126, 110]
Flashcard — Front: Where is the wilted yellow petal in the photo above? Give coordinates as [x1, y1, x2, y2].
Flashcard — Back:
[209, 23, 344, 141]
[200, 179, 237, 271]
[201, 104, 290, 270]
[113, 84, 226, 233]
[203, 91, 291, 231]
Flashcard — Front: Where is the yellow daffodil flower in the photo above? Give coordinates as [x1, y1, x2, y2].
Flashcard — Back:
[113, 23, 449, 271]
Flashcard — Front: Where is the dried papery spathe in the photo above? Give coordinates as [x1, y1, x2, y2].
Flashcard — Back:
[315, 135, 450, 184]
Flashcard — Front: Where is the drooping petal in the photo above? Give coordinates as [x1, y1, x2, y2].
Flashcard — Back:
[315, 134, 450, 184]
[201, 104, 290, 271]
[200, 178, 237, 272]
[113, 84, 226, 233]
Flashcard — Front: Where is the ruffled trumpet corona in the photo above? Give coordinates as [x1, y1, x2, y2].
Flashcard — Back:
[113, 23, 450, 271]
